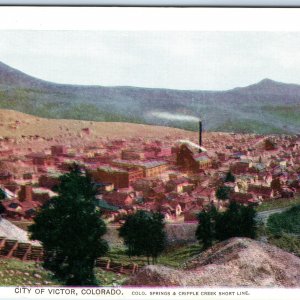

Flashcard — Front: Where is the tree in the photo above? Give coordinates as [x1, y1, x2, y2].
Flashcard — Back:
[195, 205, 218, 249]
[216, 186, 232, 201]
[239, 203, 257, 239]
[224, 171, 235, 183]
[0, 189, 6, 200]
[119, 210, 166, 264]
[215, 201, 241, 240]
[215, 201, 257, 241]
[29, 165, 108, 286]
[196, 202, 257, 248]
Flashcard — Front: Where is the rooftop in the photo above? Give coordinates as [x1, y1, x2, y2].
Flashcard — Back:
[113, 159, 167, 169]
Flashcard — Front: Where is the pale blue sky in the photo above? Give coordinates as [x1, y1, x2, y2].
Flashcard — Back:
[1, 31, 300, 90]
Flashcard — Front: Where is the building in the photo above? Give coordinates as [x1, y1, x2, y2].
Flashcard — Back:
[0, 171, 13, 184]
[38, 172, 62, 190]
[89, 166, 143, 189]
[231, 160, 253, 175]
[27, 153, 54, 166]
[229, 191, 256, 204]
[248, 184, 274, 200]
[51, 145, 67, 156]
[102, 191, 135, 207]
[121, 149, 145, 160]
[176, 144, 211, 172]
[112, 159, 168, 177]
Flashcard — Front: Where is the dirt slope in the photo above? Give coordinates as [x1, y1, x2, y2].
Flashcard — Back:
[0, 109, 197, 140]
[127, 238, 300, 287]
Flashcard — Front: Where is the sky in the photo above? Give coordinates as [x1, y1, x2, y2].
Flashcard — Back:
[1, 31, 300, 90]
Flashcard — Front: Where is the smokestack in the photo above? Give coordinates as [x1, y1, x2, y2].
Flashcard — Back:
[199, 120, 202, 151]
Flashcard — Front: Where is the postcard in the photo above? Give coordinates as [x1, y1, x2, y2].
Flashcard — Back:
[0, 6, 299, 300]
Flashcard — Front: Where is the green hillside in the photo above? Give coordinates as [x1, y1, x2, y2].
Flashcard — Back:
[1, 61, 300, 134]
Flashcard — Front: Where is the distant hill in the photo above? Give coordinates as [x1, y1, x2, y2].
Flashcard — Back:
[0, 61, 299, 134]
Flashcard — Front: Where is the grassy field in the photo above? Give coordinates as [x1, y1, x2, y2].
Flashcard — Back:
[0, 258, 58, 286]
[267, 205, 300, 236]
[256, 196, 300, 212]
[0, 242, 201, 286]
[104, 243, 202, 269]
[258, 205, 300, 258]
[0, 258, 127, 286]
[267, 234, 300, 257]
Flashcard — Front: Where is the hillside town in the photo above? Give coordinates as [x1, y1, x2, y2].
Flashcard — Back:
[0, 121, 300, 224]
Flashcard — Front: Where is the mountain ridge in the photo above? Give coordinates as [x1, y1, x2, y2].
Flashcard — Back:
[0, 60, 297, 92]
[0, 60, 299, 135]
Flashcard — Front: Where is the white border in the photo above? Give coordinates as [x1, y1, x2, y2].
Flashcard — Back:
[0, 7, 300, 31]
[0, 287, 300, 300]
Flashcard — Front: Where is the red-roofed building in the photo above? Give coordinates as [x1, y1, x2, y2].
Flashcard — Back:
[102, 191, 135, 207]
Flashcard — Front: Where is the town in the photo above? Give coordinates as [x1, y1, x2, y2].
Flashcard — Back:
[0, 117, 299, 224]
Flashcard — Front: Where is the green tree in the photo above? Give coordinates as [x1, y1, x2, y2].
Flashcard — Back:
[0, 189, 6, 200]
[239, 203, 257, 239]
[216, 202, 257, 241]
[196, 202, 257, 248]
[195, 205, 218, 250]
[29, 165, 108, 286]
[216, 186, 232, 200]
[224, 171, 235, 183]
[119, 210, 166, 264]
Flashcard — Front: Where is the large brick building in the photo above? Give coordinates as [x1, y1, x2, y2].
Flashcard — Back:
[88, 166, 143, 189]
[176, 144, 211, 172]
[112, 159, 168, 177]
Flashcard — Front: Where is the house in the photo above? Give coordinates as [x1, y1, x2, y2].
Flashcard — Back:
[248, 184, 274, 200]
[183, 206, 202, 222]
[102, 191, 135, 207]
[231, 160, 253, 175]
[165, 177, 190, 193]
[192, 186, 216, 203]
[175, 193, 198, 211]
[0, 200, 23, 219]
[229, 192, 256, 204]
[0, 198, 39, 220]
[51, 145, 67, 156]
[96, 199, 120, 221]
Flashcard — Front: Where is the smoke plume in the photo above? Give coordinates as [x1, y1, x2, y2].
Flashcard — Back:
[149, 112, 199, 122]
